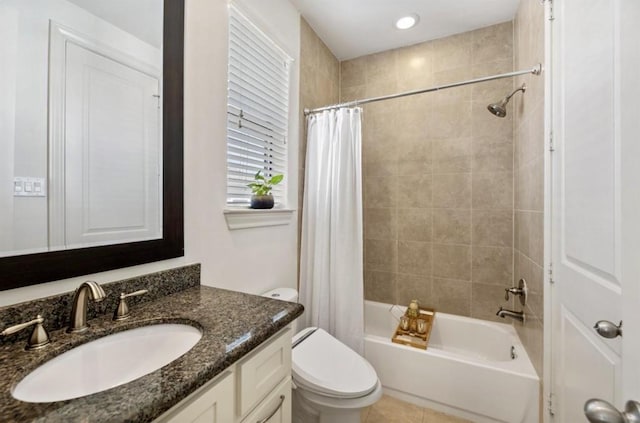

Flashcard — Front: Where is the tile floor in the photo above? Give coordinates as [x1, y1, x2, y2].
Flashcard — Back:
[361, 395, 472, 423]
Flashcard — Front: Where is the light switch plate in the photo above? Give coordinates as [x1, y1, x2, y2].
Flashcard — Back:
[14, 177, 46, 197]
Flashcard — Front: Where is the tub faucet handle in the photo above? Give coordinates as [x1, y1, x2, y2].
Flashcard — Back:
[504, 279, 528, 306]
[504, 286, 524, 300]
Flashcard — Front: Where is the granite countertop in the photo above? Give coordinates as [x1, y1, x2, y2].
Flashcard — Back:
[0, 286, 303, 423]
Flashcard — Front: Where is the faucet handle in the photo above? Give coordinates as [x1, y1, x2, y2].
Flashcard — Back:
[113, 289, 148, 321]
[504, 279, 528, 305]
[1, 315, 51, 350]
[121, 289, 148, 299]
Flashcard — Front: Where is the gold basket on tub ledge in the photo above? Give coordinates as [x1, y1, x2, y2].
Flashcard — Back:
[391, 300, 435, 350]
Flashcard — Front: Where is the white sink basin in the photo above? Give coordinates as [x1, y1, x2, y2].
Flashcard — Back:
[12, 323, 202, 403]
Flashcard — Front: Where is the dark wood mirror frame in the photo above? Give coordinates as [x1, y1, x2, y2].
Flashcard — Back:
[0, 0, 185, 291]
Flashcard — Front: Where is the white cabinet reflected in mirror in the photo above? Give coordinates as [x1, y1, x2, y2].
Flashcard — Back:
[0, 0, 164, 258]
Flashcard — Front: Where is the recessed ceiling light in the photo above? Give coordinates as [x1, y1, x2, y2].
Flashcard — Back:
[395, 14, 419, 30]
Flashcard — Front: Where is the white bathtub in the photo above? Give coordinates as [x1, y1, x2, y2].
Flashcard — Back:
[364, 301, 539, 423]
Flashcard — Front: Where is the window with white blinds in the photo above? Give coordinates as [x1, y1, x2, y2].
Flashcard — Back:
[226, 6, 291, 206]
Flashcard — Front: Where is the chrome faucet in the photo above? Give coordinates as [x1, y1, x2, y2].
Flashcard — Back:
[496, 307, 526, 323]
[68, 281, 106, 333]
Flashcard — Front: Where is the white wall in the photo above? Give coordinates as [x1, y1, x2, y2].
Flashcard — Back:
[0, 0, 301, 306]
[0, 6, 18, 255]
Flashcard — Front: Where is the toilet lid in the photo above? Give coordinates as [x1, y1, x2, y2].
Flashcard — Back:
[292, 328, 378, 399]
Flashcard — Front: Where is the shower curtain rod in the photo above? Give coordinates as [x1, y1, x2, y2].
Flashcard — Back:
[303, 63, 542, 115]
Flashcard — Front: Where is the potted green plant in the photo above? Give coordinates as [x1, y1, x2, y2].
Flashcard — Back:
[247, 170, 283, 209]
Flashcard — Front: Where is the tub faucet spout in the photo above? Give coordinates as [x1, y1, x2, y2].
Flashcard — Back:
[496, 307, 525, 323]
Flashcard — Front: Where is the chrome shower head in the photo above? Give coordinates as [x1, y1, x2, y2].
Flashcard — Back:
[487, 100, 508, 117]
[487, 83, 526, 118]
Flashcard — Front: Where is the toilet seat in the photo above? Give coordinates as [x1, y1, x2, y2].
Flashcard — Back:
[292, 328, 379, 399]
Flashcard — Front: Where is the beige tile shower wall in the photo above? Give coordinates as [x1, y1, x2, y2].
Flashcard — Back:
[513, 0, 546, 377]
[298, 19, 340, 274]
[343, 22, 517, 322]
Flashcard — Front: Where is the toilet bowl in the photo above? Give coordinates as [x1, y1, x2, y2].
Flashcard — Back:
[262, 288, 382, 423]
[291, 327, 382, 423]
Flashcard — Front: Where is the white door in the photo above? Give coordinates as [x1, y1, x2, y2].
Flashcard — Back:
[64, 42, 161, 249]
[551, 0, 640, 421]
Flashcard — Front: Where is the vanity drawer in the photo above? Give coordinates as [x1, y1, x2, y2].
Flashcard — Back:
[237, 328, 291, 417]
[241, 378, 291, 423]
[157, 370, 235, 423]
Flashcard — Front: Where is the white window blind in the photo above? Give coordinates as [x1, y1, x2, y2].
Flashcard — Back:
[226, 6, 291, 206]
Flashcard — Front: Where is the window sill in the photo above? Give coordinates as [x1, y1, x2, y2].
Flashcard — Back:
[223, 207, 296, 230]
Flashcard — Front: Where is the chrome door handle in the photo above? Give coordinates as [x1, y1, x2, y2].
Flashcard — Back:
[584, 399, 640, 423]
[594, 320, 623, 339]
[256, 395, 285, 423]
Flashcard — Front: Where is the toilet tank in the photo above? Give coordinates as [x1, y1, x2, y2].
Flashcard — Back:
[262, 287, 298, 303]
[262, 288, 299, 334]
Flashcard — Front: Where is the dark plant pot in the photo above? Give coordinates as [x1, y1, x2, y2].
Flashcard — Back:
[250, 194, 274, 209]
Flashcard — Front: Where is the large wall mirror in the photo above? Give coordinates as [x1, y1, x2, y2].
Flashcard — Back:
[0, 0, 184, 290]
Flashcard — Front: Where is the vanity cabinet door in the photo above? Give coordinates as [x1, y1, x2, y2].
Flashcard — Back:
[237, 328, 292, 418]
[156, 371, 234, 423]
[241, 378, 291, 423]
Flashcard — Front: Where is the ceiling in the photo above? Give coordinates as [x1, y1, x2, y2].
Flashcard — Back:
[66, 0, 163, 48]
[289, 0, 521, 61]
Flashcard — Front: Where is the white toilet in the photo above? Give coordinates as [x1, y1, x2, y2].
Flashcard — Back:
[262, 288, 382, 423]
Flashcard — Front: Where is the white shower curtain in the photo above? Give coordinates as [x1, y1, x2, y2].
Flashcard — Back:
[300, 107, 364, 354]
